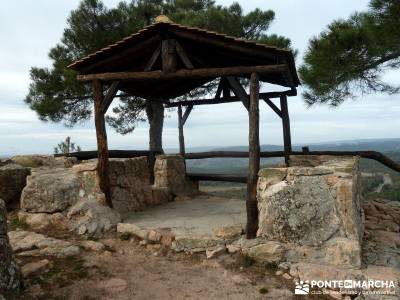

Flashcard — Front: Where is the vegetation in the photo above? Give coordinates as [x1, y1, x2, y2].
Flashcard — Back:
[361, 174, 384, 195]
[54, 136, 82, 154]
[300, 0, 400, 106]
[8, 217, 29, 231]
[377, 183, 400, 201]
[25, 0, 295, 152]
[120, 232, 132, 241]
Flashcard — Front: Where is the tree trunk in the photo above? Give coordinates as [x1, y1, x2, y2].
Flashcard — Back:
[146, 101, 164, 153]
[145, 101, 164, 184]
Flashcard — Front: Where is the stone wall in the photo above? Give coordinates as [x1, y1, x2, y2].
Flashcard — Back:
[0, 164, 30, 208]
[0, 199, 21, 295]
[18, 155, 197, 237]
[257, 156, 364, 268]
[154, 155, 198, 197]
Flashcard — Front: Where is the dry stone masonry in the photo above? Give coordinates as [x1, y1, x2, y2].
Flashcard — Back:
[18, 155, 197, 238]
[257, 155, 363, 268]
[0, 164, 30, 208]
[0, 199, 21, 296]
[154, 155, 198, 197]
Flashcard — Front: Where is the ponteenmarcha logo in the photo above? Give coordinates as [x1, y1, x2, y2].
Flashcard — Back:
[295, 280, 310, 295]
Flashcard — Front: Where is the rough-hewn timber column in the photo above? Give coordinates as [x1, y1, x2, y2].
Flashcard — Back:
[162, 39, 177, 73]
[93, 80, 113, 208]
[178, 105, 185, 156]
[247, 73, 260, 239]
[280, 94, 292, 166]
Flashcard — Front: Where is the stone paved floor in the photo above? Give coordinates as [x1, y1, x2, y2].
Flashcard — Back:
[123, 195, 246, 238]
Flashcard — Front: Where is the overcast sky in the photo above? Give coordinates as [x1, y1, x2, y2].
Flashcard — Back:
[1, 0, 399, 155]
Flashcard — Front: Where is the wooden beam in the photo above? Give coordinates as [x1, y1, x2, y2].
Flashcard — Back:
[280, 95, 292, 166]
[227, 76, 249, 110]
[77, 64, 287, 82]
[188, 173, 247, 183]
[246, 73, 260, 239]
[178, 105, 185, 156]
[55, 150, 162, 160]
[175, 41, 194, 69]
[144, 45, 161, 71]
[165, 89, 295, 107]
[101, 81, 120, 114]
[93, 80, 113, 208]
[162, 39, 177, 73]
[263, 98, 282, 118]
[182, 105, 193, 126]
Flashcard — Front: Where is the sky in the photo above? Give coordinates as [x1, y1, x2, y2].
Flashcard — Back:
[1, 0, 399, 155]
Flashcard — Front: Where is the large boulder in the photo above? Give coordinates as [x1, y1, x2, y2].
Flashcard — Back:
[21, 168, 81, 213]
[257, 156, 363, 268]
[0, 164, 30, 207]
[0, 199, 22, 295]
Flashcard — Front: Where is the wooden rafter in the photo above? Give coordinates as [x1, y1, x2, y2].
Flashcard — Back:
[80, 35, 161, 73]
[214, 77, 230, 99]
[263, 98, 282, 118]
[227, 76, 249, 110]
[182, 105, 193, 126]
[175, 41, 194, 69]
[144, 44, 161, 71]
[101, 81, 120, 114]
[171, 29, 278, 61]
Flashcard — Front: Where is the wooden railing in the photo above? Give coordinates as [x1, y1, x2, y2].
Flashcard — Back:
[55, 150, 162, 160]
[56, 149, 400, 183]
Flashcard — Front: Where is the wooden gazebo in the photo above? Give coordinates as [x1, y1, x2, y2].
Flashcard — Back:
[69, 16, 300, 238]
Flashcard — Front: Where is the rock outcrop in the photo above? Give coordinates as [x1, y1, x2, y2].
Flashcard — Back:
[8, 230, 80, 257]
[362, 198, 400, 268]
[0, 164, 30, 208]
[257, 156, 363, 268]
[21, 168, 81, 213]
[11, 155, 77, 168]
[67, 198, 121, 238]
[0, 199, 21, 296]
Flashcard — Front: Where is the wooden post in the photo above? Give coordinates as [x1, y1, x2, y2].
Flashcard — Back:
[246, 73, 260, 239]
[161, 39, 177, 73]
[178, 105, 185, 156]
[280, 95, 292, 166]
[93, 80, 113, 208]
